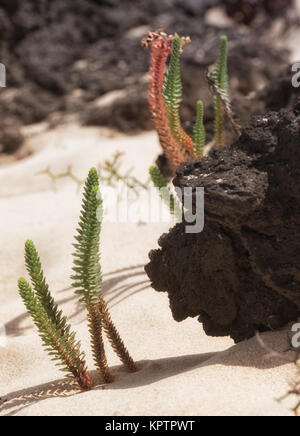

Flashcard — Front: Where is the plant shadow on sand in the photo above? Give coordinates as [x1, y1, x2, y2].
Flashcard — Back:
[0, 330, 295, 416]
[5, 264, 148, 337]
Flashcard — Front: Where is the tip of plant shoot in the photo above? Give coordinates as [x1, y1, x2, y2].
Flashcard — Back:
[197, 100, 204, 109]
[220, 35, 228, 45]
[89, 167, 98, 177]
[25, 240, 34, 249]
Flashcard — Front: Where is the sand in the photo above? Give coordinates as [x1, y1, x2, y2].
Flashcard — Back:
[0, 123, 299, 416]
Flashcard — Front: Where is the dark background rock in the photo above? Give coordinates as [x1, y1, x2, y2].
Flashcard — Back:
[0, 0, 298, 155]
[145, 101, 300, 343]
[223, 0, 295, 24]
[0, 116, 24, 153]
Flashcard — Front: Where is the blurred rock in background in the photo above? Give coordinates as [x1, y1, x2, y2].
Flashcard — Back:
[0, 0, 298, 155]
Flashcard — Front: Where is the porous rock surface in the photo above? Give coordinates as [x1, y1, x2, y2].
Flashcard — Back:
[145, 101, 300, 342]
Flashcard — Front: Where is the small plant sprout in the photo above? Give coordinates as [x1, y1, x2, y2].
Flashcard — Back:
[39, 152, 148, 194]
[149, 165, 182, 221]
[38, 166, 83, 192]
[18, 168, 137, 390]
[193, 100, 206, 159]
[143, 30, 233, 173]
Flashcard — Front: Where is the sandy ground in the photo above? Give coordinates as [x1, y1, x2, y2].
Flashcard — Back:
[0, 124, 299, 416]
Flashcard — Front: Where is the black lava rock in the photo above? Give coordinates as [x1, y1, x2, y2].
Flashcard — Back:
[145, 101, 300, 343]
[0, 117, 24, 154]
[0, 0, 295, 139]
[223, 0, 294, 24]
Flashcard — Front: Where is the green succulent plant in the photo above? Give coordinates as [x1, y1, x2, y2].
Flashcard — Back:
[18, 168, 136, 390]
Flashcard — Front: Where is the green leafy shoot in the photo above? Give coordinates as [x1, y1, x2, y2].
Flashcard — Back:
[72, 168, 136, 381]
[163, 34, 183, 140]
[193, 100, 206, 159]
[18, 167, 137, 389]
[18, 245, 91, 390]
[163, 35, 195, 157]
[24, 240, 66, 333]
[149, 165, 183, 222]
[71, 168, 112, 382]
[212, 35, 228, 147]
[72, 168, 102, 306]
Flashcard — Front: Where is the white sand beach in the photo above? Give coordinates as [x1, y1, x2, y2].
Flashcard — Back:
[0, 124, 298, 416]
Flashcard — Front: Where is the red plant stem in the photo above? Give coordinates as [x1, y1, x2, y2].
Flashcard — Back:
[177, 127, 196, 159]
[99, 296, 137, 373]
[48, 328, 92, 391]
[147, 36, 185, 172]
[88, 304, 113, 384]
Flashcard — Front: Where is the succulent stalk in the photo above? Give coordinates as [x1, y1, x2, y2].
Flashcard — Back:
[18, 248, 91, 391]
[193, 100, 206, 159]
[212, 35, 229, 147]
